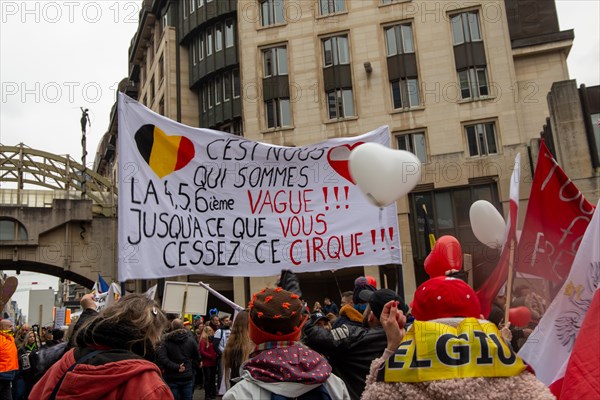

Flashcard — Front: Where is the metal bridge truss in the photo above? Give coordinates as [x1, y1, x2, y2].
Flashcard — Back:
[0, 144, 116, 207]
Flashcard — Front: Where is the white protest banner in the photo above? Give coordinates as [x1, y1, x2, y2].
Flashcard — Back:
[118, 93, 403, 281]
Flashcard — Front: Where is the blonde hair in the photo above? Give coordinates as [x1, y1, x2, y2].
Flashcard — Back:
[19, 331, 36, 350]
[200, 326, 214, 347]
[77, 294, 167, 356]
[222, 310, 253, 387]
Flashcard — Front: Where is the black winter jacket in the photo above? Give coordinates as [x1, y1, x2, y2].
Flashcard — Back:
[156, 329, 201, 382]
[302, 320, 387, 400]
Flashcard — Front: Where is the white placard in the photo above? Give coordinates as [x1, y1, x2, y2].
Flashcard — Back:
[162, 281, 209, 315]
[28, 289, 54, 327]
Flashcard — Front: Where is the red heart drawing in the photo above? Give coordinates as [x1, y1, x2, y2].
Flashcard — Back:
[327, 142, 364, 184]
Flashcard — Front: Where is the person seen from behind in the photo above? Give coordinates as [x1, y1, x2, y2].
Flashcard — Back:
[223, 287, 349, 400]
[221, 310, 254, 392]
[156, 318, 201, 400]
[30, 294, 173, 400]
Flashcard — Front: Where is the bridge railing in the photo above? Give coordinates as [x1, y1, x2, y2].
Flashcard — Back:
[0, 189, 116, 208]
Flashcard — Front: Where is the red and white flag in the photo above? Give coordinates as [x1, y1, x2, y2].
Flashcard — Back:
[476, 152, 520, 317]
[515, 142, 595, 281]
[558, 288, 600, 399]
[518, 199, 600, 397]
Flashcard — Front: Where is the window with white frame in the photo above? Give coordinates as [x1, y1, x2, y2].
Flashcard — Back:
[263, 46, 288, 77]
[320, 0, 345, 15]
[225, 19, 234, 48]
[465, 122, 498, 156]
[191, 41, 197, 65]
[208, 81, 213, 108]
[458, 67, 489, 99]
[265, 98, 292, 128]
[391, 78, 420, 109]
[322, 35, 349, 67]
[385, 23, 414, 56]
[397, 132, 427, 163]
[450, 11, 488, 101]
[260, 0, 285, 27]
[327, 89, 355, 119]
[233, 69, 240, 98]
[451, 12, 481, 45]
[199, 35, 205, 60]
[190, 0, 196, 13]
[385, 23, 420, 109]
[215, 77, 222, 105]
[215, 23, 223, 52]
[207, 30, 213, 55]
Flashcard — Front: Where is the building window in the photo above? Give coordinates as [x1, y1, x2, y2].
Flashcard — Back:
[260, 0, 285, 27]
[451, 12, 481, 45]
[391, 78, 420, 109]
[199, 35, 205, 60]
[465, 122, 498, 156]
[263, 46, 288, 77]
[158, 55, 164, 82]
[385, 23, 420, 109]
[385, 23, 414, 56]
[190, 0, 196, 13]
[224, 73, 231, 101]
[233, 69, 240, 98]
[265, 98, 292, 128]
[320, 0, 345, 15]
[0, 219, 27, 241]
[208, 82, 213, 108]
[191, 41, 198, 65]
[458, 67, 489, 99]
[327, 89, 355, 119]
[215, 23, 223, 52]
[199, 0, 205, 6]
[225, 19, 234, 48]
[450, 11, 488, 101]
[397, 132, 426, 163]
[207, 30, 213, 56]
[215, 77, 222, 105]
[322, 36, 349, 67]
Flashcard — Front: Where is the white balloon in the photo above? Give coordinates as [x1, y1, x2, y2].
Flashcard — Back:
[349, 143, 421, 207]
[469, 200, 506, 249]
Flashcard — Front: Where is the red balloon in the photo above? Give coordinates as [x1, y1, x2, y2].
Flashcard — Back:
[509, 306, 532, 327]
[424, 236, 463, 278]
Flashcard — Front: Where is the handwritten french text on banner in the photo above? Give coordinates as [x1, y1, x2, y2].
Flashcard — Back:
[117, 94, 403, 280]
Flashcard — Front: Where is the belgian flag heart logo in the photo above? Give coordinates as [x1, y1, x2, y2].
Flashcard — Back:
[135, 124, 195, 178]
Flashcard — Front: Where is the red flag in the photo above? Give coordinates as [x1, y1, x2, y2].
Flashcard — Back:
[555, 288, 600, 399]
[518, 198, 599, 394]
[516, 142, 595, 282]
[476, 153, 520, 318]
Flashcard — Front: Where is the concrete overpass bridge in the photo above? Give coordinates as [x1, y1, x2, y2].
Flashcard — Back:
[0, 144, 117, 288]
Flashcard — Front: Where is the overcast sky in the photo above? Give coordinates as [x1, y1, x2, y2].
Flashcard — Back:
[1, 1, 599, 313]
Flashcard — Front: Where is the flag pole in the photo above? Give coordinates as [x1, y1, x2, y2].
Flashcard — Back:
[504, 239, 516, 324]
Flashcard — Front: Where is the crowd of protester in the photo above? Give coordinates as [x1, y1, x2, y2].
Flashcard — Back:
[0, 270, 552, 400]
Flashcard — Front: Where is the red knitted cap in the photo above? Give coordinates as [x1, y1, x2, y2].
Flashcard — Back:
[410, 276, 481, 321]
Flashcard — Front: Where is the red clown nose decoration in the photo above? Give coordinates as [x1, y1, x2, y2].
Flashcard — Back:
[424, 235, 463, 278]
[508, 306, 532, 327]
